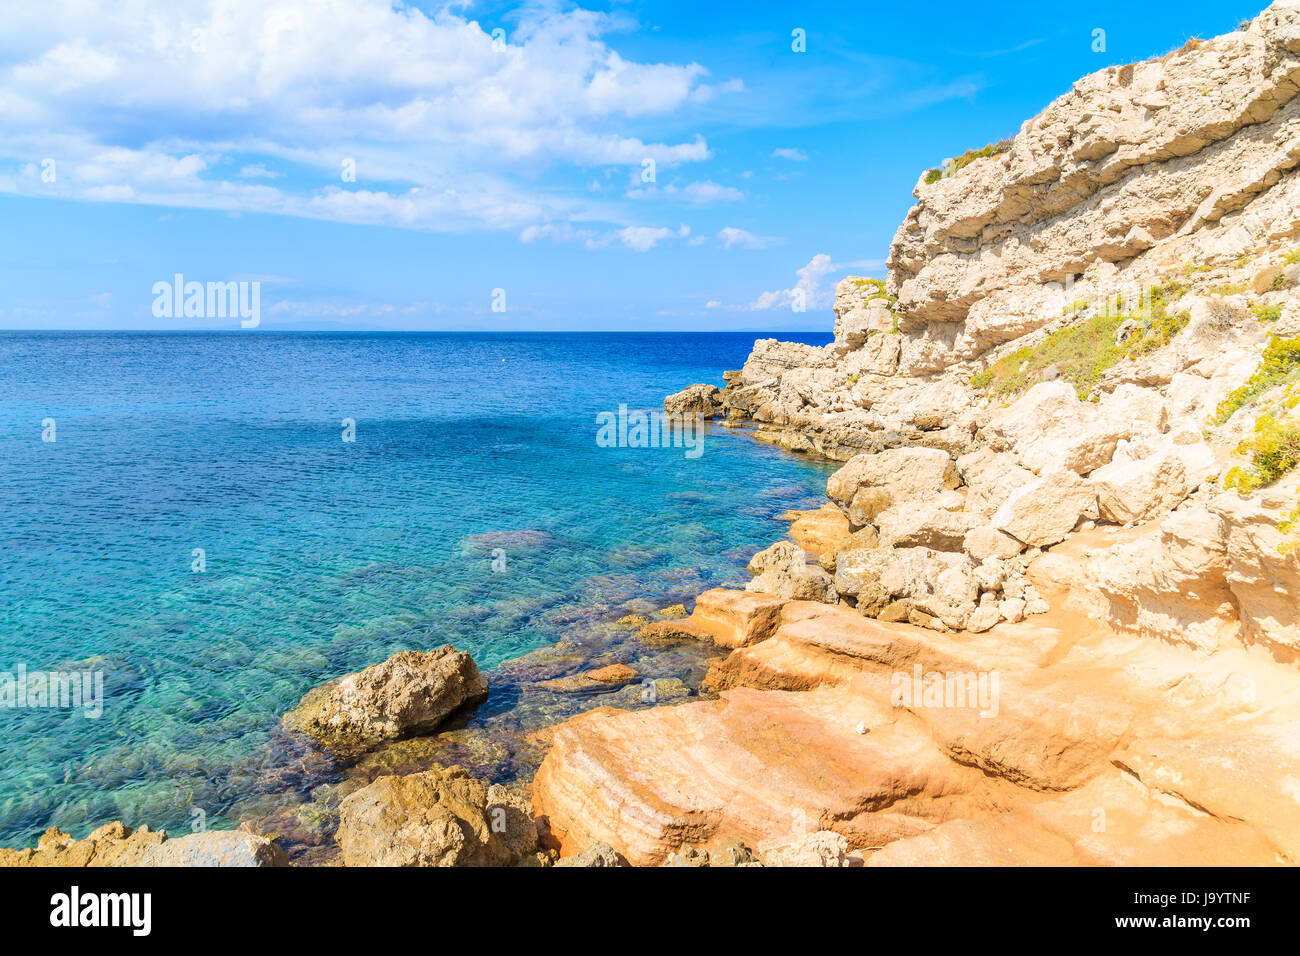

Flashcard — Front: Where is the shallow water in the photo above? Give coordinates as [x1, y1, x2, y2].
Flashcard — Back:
[0, 331, 835, 847]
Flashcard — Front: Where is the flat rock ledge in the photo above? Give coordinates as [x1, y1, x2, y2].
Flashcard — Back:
[536, 598, 1300, 866]
[0, 823, 288, 867]
[283, 645, 488, 754]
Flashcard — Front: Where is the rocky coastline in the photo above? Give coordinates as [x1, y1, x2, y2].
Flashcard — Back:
[8, 3, 1300, 867]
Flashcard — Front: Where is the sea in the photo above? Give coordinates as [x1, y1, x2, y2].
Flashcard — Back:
[0, 330, 836, 848]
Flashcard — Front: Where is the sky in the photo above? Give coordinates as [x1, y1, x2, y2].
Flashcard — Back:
[0, 0, 1267, 331]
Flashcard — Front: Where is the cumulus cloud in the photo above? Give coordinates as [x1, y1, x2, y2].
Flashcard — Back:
[740, 254, 885, 311]
[0, 0, 737, 235]
[770, 147, 808, 161]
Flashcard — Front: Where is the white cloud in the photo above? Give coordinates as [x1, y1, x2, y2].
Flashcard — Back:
[771, 147, 808, 161]
[0, 0, 735, 234]
[717, 226, 775, 250]
[745, 254, 884, 311]
[625, 179, 744, 203]
[613, 224, 690, 252]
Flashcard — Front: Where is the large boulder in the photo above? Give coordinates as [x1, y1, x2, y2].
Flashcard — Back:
[874, 492, 978, 551]
[284, 646, 488, 753]
[1091, 453, 1189, 524]
[826, 447, 959, 523]
[983, 380, 1133, 476]
[994, 469, 1098, 547]
[746, 541, 837, 603]
[336, 766, 537, 867]
[835, 545, 977, 627]
[958, 448, 1038, 516]
[664, 383, 721, 419]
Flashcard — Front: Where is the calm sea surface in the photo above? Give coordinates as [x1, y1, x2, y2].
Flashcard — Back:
[0, 330, 836, 845]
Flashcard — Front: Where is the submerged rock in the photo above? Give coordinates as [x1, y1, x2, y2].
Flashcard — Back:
[284, 646, 488, 753]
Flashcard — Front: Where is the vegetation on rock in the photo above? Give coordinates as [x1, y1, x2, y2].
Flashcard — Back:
[970, 283, 1189, 400]
[1212, 334, 1300, 425]
[923, 139, 1012, 184]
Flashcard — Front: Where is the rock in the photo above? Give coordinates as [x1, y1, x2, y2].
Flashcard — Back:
[711, 839, 760, 867]
[999, 598, 1026, 623]
[966, 599, 1001, 633]
[1091, 453, 1189, 524]
[0, 823, 287, 867]
[964, 525, 1025, 561]
[649, 587, 787, 648]
[537, 662, 641, 694]
[993, 469, 1098, 547]
[958, 449, 1038, 516]
[664, 383, 720, 419]
[746, 541, 838, 603]
[613, 613, 652, 630]
[875, 492, 977, 551]
[585, 664, 638, 684]
[784, 504, 853, 564]
[662, 845, 710, 867]
[556, 842, 625, 867]
[983, 380, 1132, 475]
[756, 831, 849, 867]
[336, 766, 536, 867]
[827, 447, 959, 517]
[835, 545, 977, 627]
[284, 646, 488, 752]
[139, 830, 291, 867]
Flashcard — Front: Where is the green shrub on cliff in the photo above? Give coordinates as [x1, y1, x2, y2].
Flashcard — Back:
[1212, 335, 1300, 425]
[851, 278, 895, 305]
[922, 139, 1012, 184]
[970, 283, 1190, 400]
[1224, 408, 1300, 492]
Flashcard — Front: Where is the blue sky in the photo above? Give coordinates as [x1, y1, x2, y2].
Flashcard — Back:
[0, 0, 1263, 331]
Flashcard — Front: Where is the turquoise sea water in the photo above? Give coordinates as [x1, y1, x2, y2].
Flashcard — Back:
[0, 331, 835, 846]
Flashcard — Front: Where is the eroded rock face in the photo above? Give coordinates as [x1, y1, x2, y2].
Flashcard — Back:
[543, 4, 1300, 869]
[534, 598, 1300, 867]
[889, 4, 1300, 338]
[284, 646, 489, 753]
[336, 765, 536, 867]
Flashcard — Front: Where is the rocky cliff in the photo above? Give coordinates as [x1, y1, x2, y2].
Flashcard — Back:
[534, 3, 1300, 866]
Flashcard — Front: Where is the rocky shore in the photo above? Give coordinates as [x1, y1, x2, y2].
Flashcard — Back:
[7, 2, 1300, 867]
[532, 3, 1300, 867]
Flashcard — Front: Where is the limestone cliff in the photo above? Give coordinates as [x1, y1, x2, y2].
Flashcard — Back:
[533, 3, 1300, 867]
[718, 1, 1300, 656]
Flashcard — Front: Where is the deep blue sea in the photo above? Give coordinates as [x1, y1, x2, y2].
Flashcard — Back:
[0, 331, 835, 846]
